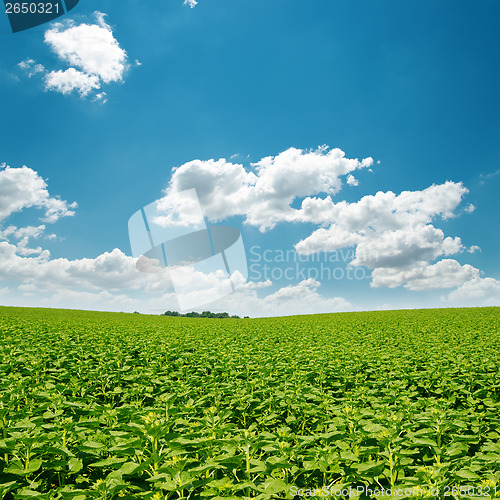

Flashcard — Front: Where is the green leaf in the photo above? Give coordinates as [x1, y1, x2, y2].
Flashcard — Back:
[0, 481, 18, 500]
[88, 457, 127, 468]
[68, 458, 83, 473]
[362, 423, 386, 433]
[81, 440, 105, 449]
[455, 469, 481, 480]
[12, 490, 42, 497]
[259, 478, 287, 494]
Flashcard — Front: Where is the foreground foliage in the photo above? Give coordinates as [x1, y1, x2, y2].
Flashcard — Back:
[0, 306, 499, 499]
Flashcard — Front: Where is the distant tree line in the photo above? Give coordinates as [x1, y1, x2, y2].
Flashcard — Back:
[163, 310, 249, 319]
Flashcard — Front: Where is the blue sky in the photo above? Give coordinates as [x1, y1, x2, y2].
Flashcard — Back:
[0, 0, 499, 316]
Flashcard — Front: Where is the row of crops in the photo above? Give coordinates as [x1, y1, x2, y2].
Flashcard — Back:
[0, 306, 499, 499]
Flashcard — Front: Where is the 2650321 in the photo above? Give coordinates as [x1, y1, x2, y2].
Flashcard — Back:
[5, 2, 60, 14]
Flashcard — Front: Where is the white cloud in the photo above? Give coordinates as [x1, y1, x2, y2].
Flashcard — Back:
[295, 181, 468, 237]
[0, 243, 167, 293]
[371, 259, 480, 291]
[40, 290, 139, 311]
[0, 224, 46, 257]
[151, 150, 489, 294]
[157, 146, 374, 231]
[468, 245, 481, 253]
[445, 277, 500, 306]
[0, 164, 76, 223]
[293, 225, 362, 253]
[1, 148, 493, 313]
[0, 224, 45, 240]
[20, 12, 129, 100]
[209, 278, 352, 317]
[351, 226, 463, 269]
[18, 59, 45, 77]
[44, 13, 127, 83]
[0, 153, 355, 317]
[479, 168, 500, 185]
[292, 182, 470, 289]
[184, 0, 198, 7]
[346, 174, 359, 186]
[0, 238, 352, 316]
[93, 92, 107, 103]
[45, 68, 100, 96]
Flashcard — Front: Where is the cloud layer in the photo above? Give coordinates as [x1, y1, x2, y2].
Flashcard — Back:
[150, 148, 497, 298]
[1, 150, 497, 315]
[0, 161, 353, 316]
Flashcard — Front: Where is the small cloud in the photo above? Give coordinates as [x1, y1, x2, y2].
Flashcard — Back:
[45, 68, 100, 96]
[135, 59, 142, 66]
[93, 92, 108, 104]
[184, 0, 198, 7]
[18, 59, 45, 77]
[18, 58, 34, 68]
[464, 203, 475, 213]
[479, 168, 500, 185]
[468, 245, 481, 254]
[346, 174, 359, 186]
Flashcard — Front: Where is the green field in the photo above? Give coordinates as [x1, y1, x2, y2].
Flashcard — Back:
[0, 306, 499, 499]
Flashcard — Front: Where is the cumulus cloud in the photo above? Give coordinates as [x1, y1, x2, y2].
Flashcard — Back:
[346, 174, 358, 186]
[0, 163, 349, 314]
[44, 13, 127, 84]
[7, 276, 351, 317]
[45, 68, 100, 96]
[149, 148, 489, 294]
[445, 277, 500, 306]
[351, 226, 463, 269]
[0, 238, 352, 316]
[0, 164, 76, 223]
[295, 181, 468, 240]
[0, 163, 76, 262]
[371, 259, 480, 291]
[0, 225, 47, 257]
[210, 278, 352, 317]
[19, 12, 129, 99]
[0, 243, 162, 292]
[1, 148, 493, 312]
[156, 146, 374, 231]
[184, 0, 198, 7]
[292, 182, 471, 289]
